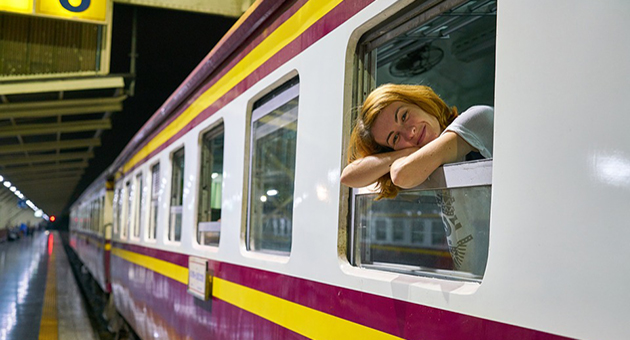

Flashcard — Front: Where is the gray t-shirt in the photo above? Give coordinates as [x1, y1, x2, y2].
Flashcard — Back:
[441, 105, 494, 159]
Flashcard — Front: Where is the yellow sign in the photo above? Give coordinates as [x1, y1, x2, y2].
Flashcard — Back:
[0, 0, 108, 23]
[36, 0, 108, 22]
[0, 0, 33, 14]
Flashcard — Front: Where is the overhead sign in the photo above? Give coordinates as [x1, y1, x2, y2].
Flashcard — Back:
[1, 0, 108, 23]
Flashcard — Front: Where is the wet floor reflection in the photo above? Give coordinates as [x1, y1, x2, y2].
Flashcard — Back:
[0, 232, 49, 340]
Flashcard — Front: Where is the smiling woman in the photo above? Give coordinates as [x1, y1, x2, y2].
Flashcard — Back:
[341, 84, 493, 198]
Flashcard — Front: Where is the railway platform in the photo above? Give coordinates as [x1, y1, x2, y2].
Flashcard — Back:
[0, 231, 98, 340]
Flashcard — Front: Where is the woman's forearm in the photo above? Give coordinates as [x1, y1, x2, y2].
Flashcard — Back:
[390, 132, 473, 188]
[341, 148, 418, 188]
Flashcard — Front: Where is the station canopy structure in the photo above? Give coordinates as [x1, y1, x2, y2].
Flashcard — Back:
[0, 0, 252, 220]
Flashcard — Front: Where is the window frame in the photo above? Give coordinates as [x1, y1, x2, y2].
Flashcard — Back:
[196, 121, 225, 247]
[245, 78, 300, 256]
[147, 162, 160, 242]
[132, 171, 144, 240]
[347, 0, 496, 281]
[168, 147, 185, 243]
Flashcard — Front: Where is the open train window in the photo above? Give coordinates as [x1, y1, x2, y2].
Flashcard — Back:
[169, 148, 185, 242]
[197, 123, 224, 247]
[148, 163, 160, 241]
[246, 77, 299, 255]
[349, 0, 496, 281]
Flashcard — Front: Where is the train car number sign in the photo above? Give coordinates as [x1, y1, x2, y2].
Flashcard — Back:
[188, 256, 211, 301]
[0, 0, 108, 23]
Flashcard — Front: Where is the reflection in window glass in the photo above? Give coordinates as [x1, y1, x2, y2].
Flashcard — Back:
[169, 148, 185, 242]
[371, 0, 496, 109]
[197, 124, 224, 246]
[353, 187, 490, 281]
[148, 164, 160, 240]
[247, 79, 299, 254]
[411, 221, 424, 243]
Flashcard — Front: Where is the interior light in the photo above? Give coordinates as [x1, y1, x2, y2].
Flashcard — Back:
[266, 189, 278, 196]
[34, 210, 43, 218]
[0, 175, 3, 181]
[211, 173, 219, 179]
[3, 181, 10, 187]
[9, 186, 16, 192]
[260, 195, 268, 202]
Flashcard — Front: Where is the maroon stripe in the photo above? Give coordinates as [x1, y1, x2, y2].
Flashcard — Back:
[122, 0, 375, 174]
[109, 241, 573, 339]
[217, 262, 574, 340]
[112, 241, 189, 267]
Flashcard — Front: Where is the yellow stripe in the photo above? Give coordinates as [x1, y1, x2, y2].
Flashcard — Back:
[123, 0, 343, 173]
[39, 246, 58, 339]
[104, 243, 111, 251]
[213, 277, 403, 340]
[111, 247, 188, 284]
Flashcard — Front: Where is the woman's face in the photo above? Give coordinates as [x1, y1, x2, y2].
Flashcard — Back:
[370, 101, 442, 150]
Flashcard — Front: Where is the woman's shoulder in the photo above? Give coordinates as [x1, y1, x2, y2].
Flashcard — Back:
[461, 105, 494, 116]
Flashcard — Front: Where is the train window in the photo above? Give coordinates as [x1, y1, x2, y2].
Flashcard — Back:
[100, 196, 105, 234]
[124, 180, 132, 239]
[169, 148, 185, 242]
[349, 0, 496, 281]
[246, 77, 299, 255]
[197, 123, 224, 247]
[148, 163, 160, 240]
[133, 173, 144, 239]
[114, 187, 122, 237]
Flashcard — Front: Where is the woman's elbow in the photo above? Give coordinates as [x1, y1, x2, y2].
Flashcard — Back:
[390, 167, 422, 189]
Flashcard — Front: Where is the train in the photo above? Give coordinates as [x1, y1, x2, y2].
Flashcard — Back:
[69, 0, 630, 339]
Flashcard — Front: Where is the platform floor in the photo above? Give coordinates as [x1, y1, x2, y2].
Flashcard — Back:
[0, 231, 98, 340]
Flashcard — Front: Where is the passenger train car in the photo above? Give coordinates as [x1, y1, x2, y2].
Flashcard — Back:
[69, 0, 630, 339]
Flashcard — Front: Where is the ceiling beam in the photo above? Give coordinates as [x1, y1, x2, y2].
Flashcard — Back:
[17, 175, 82, 186]
[0, 119, 111, 137]
[0, 77, 125, 95]
[9, 170, 84, 181]
[0, 161, 89, 175]
[0, 139, 101, 154]
[0, 102, 122, 119]
[0, 152, 93, 166]
[0, 95, 127, 111]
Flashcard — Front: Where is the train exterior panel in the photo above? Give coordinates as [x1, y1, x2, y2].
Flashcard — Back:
[69, 0, 630, 339]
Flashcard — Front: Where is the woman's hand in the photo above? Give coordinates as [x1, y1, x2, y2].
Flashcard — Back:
[340, 147, 419, 188]
[390, 132, 475, 188]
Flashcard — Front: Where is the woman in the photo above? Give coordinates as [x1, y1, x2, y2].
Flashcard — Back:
[341, 84, 493, 199]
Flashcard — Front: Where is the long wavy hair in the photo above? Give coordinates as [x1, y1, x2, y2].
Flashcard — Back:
[348, 84, 458, 199]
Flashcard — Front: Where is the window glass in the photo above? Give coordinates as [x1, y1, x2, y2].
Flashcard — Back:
[169, 148, 185, 242]
[100, 197, 105, 234]
[366, 0, 496, 107]
[148, 163, 160, 240]
[134, 173, 144, 238]
[197, 124, 224, 246]
[124, 181, 132, 238]
[247, 78, 299, 255]
[354, 185, 490, 281]
[350, 0, 496, 280]
[114, 187, 122, 237]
